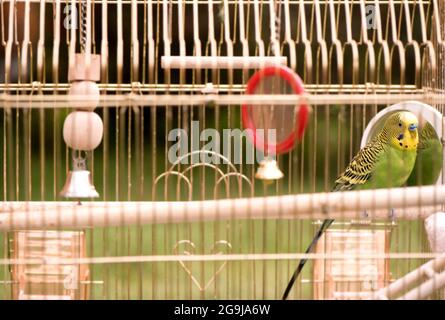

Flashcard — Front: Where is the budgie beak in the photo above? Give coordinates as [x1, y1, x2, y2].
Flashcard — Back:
[408, 123, 418, 132]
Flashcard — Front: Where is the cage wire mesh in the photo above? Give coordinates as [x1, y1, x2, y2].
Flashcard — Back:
[0, 0, 444, 300]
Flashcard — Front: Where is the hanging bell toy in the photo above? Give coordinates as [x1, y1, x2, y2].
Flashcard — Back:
[61, 53, 103, 199]
[241, 66, 310, 182]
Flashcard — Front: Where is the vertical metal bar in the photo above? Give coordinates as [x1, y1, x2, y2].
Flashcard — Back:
[127, 105, 132, 299]
[4, 0, 14, 86]
[20, 0, 30, 83]
[117, 0, 123, 84]
[161, 0, 171, 299]
[131, 0, 139, 82]
[68, 0, 76, 76]
[207, 0, 217, 82]
[99, 0, 109, 301]
[53, 1, 63, 200]
[85, 0, 92, 64]
[37, 1, 46, 200]
[149, 0, 158, 300]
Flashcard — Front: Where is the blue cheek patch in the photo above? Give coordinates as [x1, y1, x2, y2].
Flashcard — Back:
[397, 133, 404, 141]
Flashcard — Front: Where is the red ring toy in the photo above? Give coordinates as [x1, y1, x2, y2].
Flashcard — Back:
[241, 66, 309, 155]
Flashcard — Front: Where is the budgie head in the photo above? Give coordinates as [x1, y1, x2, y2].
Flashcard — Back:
[381, 111, 419, 151]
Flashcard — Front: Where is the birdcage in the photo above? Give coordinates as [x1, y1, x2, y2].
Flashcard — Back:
[1, 0, 445, 300]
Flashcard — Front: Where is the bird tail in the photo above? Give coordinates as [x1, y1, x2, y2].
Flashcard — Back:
[281, 219, 334, 300]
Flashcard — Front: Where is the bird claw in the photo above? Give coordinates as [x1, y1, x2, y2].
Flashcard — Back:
[362, 210, 369, 218]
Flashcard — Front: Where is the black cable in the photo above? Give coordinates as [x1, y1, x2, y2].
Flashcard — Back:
[282, 219, 334, 300]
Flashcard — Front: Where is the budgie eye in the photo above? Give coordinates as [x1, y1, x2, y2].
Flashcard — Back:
[399, 123, 402, 127]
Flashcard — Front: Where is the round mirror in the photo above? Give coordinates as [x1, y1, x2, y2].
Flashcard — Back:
[360, 101, 444, 186]
[241, 66, 309, 155]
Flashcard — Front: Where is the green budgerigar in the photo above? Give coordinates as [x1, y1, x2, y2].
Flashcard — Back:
[282, 111, 419, 300]
[407, 121, 443, 186]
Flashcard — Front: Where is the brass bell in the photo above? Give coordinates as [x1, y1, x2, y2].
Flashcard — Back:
[60, 153, 99, 198]
[255, 158, 284, 181]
